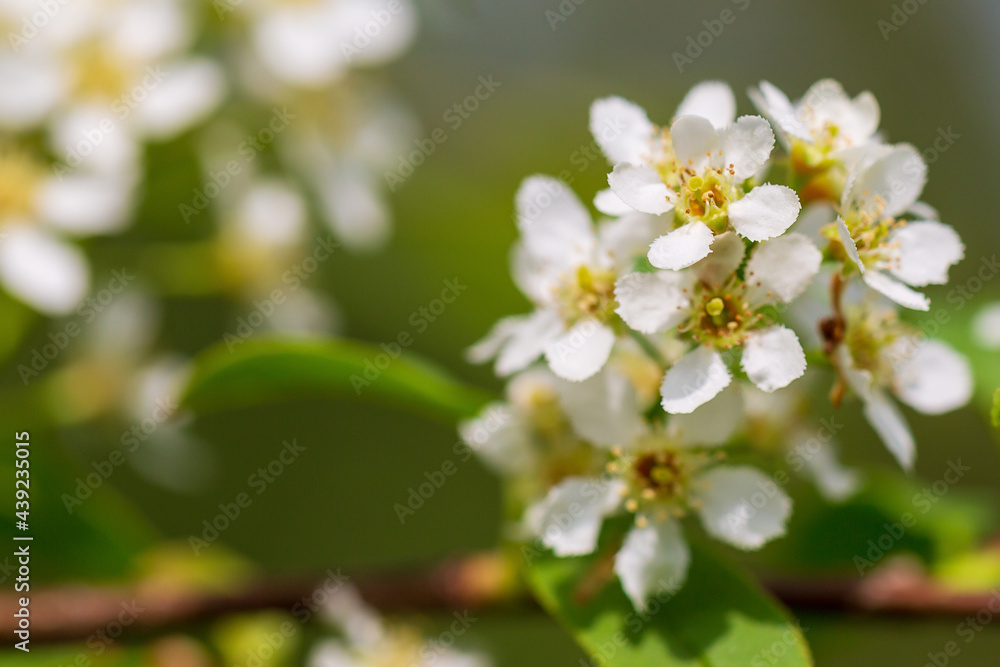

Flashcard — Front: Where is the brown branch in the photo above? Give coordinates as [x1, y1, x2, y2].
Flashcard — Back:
[3, 553, 997, 647]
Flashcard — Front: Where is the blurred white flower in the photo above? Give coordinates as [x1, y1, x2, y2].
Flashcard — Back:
[749, 79, 881, 159]
[972, 301, 1000, 349]
[840, 307, 973, 470]
[0, 0, 226, 174]
[0, 145, 135, 313]
[241, 0, 417, 88]
[311, 583, 489, 667]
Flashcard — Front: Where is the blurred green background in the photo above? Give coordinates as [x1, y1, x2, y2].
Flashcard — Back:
[4, 0, 1000, 664]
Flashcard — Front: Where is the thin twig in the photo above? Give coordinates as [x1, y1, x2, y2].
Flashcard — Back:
[3, 554, 997, 647]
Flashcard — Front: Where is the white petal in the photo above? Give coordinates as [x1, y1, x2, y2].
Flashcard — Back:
[794, 202, 837, 244]
[614, 518, 689, 611]
[793, 435, 860, 502]
[517, 176, 595, 265]
[555, 367, 644, 448]
[614, 271, 691, 334]
[676, 81, 736, 129]
[863, 271, 929, 311]
[745, 233, 821, 306]
[728, 185, 800, 242]
[494, 309, 563, 376]
[845, 144, 926, 219]
[719, 116, 775, 180]
[338, 0, 418, 67]
[863, 388, 915, 471]
[695, 466, 791, 550]
[48, 104, 141, 174]
[668, 384, 743, 447]
[647, 221, 714, 271]
[741, 326, 807, 392]
[459, 404, 535, 475]
[131, 59, 226, 139]
[837, 217, 864, 272]
[235, 179, 308, 245]
[748, 81, 810, 143]
[906, 201, 940, 221]
[467, 315, 523, 364]
[37, 174, 133, 235]
[315, 162, 392, 251]
[670, 115, 719, 173]
[252, 4, 349, 86]
[594, 188, 635, 216]
[972, 302, 1000, 350]
[693, 231, 744, 288]
[660, 346, 732, 414]
[608, 163, 673, 216]
[893, 340, 972, 415]
[597, 212, 668, 272]
[108, 0, 192, 60]
[589, 97, 655, 165]
[0, 227, 89, 315]
[544, 320, 616, 382]
[885, 221, 964, 287]
[0, 57, 66, 129]
[526, 477, 624, 556]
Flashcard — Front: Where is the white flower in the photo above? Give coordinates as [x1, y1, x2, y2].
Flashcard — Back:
[836, 145, 964, 311]
[526, 403, 791, 610]
[1, 0, 225, 172]
[614, 232, 821, 413]
[590, 82, 738, 216]
[213, 78, 417, 253]
[972, 302, 1000, 350]
[0, 146, 137, 314]
[459, 366, 643, 483]
[590, 90, 799, 269]
[312, 583, 490, 667]
[468, 176, 663, 382]
[749, 79, 880, 157]
[243, 0, 417, 88]
[840, 308, 973, 469]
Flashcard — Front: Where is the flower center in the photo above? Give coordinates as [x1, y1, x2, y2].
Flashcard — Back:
[681, 281, 762, 350]
[555, 265, 618, 324]
[611, 438, 715, 524]
[0, 148, 42, 222]
[844, 307, 904, 382]
[74, 43, 131, 100]
[679, 171, 734, 233]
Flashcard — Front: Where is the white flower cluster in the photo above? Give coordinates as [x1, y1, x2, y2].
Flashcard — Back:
[0, 0, 417, 316]
[464, 79, 973, 609]
[0, 0, 226, 313]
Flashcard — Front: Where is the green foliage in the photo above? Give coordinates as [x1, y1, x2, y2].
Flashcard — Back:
[182, 338, 494, 424]
[526, 526, 812, 667]
[992, 388, 999, 427]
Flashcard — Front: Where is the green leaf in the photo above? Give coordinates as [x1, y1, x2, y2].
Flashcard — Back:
[182, 338, 493, 424]
[992, 388, 999, 427]
[526, 533, 813, 667]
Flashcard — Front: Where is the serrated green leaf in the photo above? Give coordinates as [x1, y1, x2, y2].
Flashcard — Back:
[526, 536, 812, 667]
[182, 338, 493, 424]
